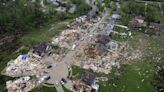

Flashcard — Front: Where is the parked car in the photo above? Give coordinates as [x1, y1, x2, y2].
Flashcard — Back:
[60, 78, 67, 85]
[47, 65, 52, 69]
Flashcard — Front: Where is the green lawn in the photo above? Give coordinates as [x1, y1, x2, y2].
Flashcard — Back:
[99, 61, 157, 92]
[62, 85, 72, 92]
[71, 65, 84, 80]
[99, 29, 164, 92]
[20, 22, 67, 47]
[30, 86, 57, 92]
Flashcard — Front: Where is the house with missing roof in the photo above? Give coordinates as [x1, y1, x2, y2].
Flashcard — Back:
[128, 16, 145, 28]
[81, 71, 96, 86]
[73, 71, 99, 92]
[33, 43, 51, 57]
[95, 34, 110, 56]
[81, 71, 99, 92]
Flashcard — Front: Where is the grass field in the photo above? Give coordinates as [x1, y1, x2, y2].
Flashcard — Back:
[98, 30, 164, 92]
[19, 22, 68, 47]
[30, 86, 57, 92]
[99, 61, 157, 92]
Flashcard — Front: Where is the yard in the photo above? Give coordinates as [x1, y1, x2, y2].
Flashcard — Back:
[30, 86, 57, 92]
[99, 61, 157, 92]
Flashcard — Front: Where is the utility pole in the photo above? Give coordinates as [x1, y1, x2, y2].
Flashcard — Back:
[145, 2, 147, 16]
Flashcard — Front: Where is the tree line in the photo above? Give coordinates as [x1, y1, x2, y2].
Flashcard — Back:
[0, 0, 90, 34]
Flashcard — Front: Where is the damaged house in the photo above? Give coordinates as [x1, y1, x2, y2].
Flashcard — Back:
[85, 34, 111, 57]
[95, 34, 110, 56]
[33, 43, 51, 57]
[128, 16, 145, 28]
[81, 71, 96, 86]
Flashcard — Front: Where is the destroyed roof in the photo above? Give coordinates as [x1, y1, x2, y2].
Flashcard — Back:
[135, 16, 145, 20]
[33, 43, 48, 56]
[93, 34, 110, 56]
[95, 43, 108, 56]
[128, 19, 140, 27]
[128, 16, 145, 27]
[81, 71, 96, 86]
[96, 34, 110, 45]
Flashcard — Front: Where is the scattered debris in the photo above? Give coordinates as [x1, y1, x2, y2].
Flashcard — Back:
[150, 23, 164, 32]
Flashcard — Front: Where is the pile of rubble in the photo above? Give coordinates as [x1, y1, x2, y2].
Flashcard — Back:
[6, 76, 37, 92]
[68, 15, 100, 29]
[6, 75, 51, 92]
[73, 33, 123, 74]
[1, 43, 60, 92]
[2, 51, 54, 92]
[52, 15, 101, 50]
[72, 71, 99, 92]
[77, 52, 120, 74]
[2, 53, 45, 77]
[52, 29, 85, 49]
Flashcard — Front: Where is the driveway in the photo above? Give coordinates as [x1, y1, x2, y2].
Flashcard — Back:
[46, 62, 68, 84]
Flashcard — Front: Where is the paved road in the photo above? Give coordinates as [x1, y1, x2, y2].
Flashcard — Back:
[54, 84, 64, 92]
[44, 61, 68, 92]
